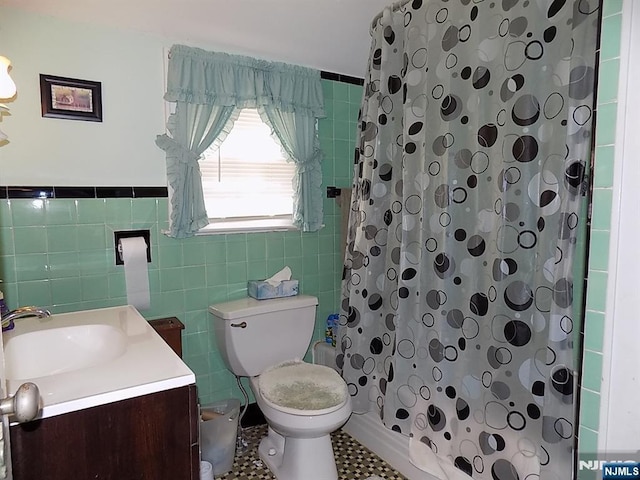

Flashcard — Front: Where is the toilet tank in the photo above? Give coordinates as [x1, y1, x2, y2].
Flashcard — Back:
[209, 295, 318, 377]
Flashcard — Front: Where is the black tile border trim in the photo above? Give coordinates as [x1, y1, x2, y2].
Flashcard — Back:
[134, 186, 170, 198]
[7, 186, 54, 199]
[55, 186, 96, 198]
[0, 186, 168, 199]
[321, 70, 365, 86]
[95, 186, 134, 198]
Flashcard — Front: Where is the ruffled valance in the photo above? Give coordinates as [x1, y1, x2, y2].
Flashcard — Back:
[165, 44, 325, 117]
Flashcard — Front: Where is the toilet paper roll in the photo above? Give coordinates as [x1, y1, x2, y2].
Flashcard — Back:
[120, 236, 151, 310]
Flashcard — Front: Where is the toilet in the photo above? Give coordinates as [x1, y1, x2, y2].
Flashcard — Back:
[209, 295, 352, 480]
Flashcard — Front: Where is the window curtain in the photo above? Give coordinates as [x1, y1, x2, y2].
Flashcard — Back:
[156, 104, 236, 238]
[259, 108, 323, 231]
[156, 44, 326, 237]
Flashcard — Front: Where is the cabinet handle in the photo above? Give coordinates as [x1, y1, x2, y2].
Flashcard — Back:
[231, 322, 247, 328]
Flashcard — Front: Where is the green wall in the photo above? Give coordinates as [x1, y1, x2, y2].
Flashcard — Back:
[0, 78, 362, 405]
[577, 0, 624, 475]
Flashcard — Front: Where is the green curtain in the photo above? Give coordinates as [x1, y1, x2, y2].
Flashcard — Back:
[156, 103, 236, 238]
[259, 107, 323, 231]
[156, 44, 325, 236]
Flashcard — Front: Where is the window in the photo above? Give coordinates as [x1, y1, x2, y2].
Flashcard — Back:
[158, 45, 325, 237]
[199, 108, 297, 232]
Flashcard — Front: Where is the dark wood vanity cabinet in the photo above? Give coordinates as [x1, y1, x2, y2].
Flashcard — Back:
[10, 384, 199, 480]
[149, 317, 186, 358]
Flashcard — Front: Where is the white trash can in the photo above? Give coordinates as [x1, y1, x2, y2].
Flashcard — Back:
[200, 460, 214, 480]
[200, 398, 241, 476]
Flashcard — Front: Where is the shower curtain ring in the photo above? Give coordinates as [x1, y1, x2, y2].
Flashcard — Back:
[382, 7, 392, 26]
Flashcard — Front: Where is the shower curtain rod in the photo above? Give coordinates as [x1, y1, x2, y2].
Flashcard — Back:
[370, 0, 411, 32]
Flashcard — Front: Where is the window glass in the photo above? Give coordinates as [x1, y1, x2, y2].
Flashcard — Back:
[200, 108, 296, 221]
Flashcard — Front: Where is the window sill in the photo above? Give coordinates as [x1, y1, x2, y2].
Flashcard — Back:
[194, 218, 298, 235]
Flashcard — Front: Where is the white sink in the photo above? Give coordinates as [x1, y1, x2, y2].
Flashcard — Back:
[4, 324, 127, 380]
[2, 305, 195, 421]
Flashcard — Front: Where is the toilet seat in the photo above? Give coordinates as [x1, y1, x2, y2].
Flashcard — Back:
[258, 360, 348, 416]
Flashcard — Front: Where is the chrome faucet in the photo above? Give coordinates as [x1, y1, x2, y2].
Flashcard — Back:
[1, 306, 52, 331]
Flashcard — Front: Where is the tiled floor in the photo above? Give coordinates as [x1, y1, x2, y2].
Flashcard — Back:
[216, 424, 407, 480]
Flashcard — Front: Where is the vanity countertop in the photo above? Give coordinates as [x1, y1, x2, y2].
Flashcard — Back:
[3, 305, 195, 421]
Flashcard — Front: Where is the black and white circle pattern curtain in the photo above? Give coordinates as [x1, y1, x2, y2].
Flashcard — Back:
[338, 1, 598, 478]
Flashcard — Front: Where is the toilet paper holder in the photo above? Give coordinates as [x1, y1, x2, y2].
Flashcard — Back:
[114, 230, 152, 265]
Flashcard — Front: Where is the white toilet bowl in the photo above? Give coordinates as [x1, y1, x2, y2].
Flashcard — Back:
[249, 361, 352, 480]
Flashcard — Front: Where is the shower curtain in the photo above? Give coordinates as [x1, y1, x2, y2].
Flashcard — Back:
[338, 1, 598, 479]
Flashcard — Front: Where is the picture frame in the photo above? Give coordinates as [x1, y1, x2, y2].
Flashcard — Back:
[39, 74, 102, 122]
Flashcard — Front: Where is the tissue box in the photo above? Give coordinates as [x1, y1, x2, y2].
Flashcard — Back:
[248, 280, 299, 300]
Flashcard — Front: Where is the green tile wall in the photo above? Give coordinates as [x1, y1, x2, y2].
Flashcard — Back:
[0, 78, 362, 406]
[578, 0, 625, 474]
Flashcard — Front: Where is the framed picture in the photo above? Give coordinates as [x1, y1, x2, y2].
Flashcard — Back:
[40, 74, 102, 122]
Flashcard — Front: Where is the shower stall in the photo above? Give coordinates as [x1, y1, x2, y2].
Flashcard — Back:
[337, 0, 599, 478]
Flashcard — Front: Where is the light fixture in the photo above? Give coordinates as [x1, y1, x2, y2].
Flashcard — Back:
[0, 55, 16, 142]
[0, 56, 17, 100]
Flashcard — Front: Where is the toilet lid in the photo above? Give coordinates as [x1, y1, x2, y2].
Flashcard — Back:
[259, 361, 348, 416]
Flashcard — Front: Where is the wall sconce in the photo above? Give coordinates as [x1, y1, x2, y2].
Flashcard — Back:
[0, 56, 17, 100]
[0, 55, 16, 143]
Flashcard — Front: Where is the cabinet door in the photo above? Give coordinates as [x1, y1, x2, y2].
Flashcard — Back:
[10, 385, 198, 480]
